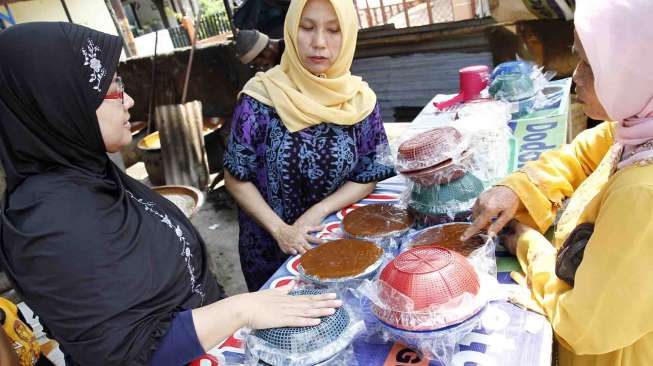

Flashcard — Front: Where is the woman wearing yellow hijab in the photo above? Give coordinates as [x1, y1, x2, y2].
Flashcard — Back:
[225, 0, 394, 291]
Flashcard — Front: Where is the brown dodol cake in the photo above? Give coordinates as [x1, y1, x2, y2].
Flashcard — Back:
[342, 204, 414, 238]
[299, 239, 383, 280]
[409, 223, 486, 256]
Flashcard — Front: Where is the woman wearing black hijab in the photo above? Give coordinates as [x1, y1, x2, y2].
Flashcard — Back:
[0, 22, 340, 366]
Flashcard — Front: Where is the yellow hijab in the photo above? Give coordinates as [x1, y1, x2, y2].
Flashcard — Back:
[240, 0, 377, 133]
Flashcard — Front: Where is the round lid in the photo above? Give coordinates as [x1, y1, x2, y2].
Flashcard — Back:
[397, 127, 466, 173]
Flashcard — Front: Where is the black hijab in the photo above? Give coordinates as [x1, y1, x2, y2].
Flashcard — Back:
[0, 22, 222, 365]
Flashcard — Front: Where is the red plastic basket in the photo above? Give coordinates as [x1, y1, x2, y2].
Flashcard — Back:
[397, 127, 466, 173]
[373, 246, 481, 330]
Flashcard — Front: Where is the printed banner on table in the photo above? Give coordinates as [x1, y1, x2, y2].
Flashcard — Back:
[508, 78, 571, 171]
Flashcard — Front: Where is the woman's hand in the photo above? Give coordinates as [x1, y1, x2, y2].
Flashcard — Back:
[239, 283, 342, 329]
[293, 205, 327, 231]
[191, 282, 342, 351]
[462, 186, 524, 240]
[272, 223, 323, 255]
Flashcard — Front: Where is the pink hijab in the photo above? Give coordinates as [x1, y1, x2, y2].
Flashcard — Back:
[575, 0, 653, 169]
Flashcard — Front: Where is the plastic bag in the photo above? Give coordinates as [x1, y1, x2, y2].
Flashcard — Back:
[393, 127, 469, 175]
[354, 273, 497, 363]
[341, 204, 414, 253]
[489, 60, 557, 117]
[245, 289, 365, 366]
[402, 222, 497, 278]
[454, 101, 514, 186]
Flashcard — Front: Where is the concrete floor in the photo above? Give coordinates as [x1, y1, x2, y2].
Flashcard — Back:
[190, 186, 249, 296]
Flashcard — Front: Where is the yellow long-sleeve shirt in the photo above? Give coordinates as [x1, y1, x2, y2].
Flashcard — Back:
[501, 122, 653, 366]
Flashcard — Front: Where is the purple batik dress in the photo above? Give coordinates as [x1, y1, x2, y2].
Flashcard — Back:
[224, 95, 395, 291]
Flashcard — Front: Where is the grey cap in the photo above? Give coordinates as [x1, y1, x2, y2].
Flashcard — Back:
[235, 29, 269, 64]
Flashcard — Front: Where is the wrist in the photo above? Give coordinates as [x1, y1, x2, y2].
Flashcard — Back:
[268, 220, 287, 240]
[232, 293, 253, 329]
[312, 202, 330, 219]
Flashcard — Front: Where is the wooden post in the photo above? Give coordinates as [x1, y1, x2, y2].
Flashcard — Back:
[60, 0, 73, 22]
[364, 0, 373, 27]
[353, 0, 363, 28]
[379, 0, 387, 25]
[402, 0, 410, 27]
[222, 0, 236, 34]
[107, 0, 137, 57]
[156, 101, 210, 190]
[426, 0, 434, 24]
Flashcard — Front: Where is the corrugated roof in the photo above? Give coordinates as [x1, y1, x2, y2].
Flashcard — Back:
[352, 51, 493, 121]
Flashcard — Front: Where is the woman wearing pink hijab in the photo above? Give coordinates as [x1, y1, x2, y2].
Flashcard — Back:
[462, 0, 653, 365]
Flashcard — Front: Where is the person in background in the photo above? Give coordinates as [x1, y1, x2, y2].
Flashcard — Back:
[235, 29, 284, 72]
[225, 0, 395, 291]
[232, 0, 289, 39]
[462, 0, 653, 365]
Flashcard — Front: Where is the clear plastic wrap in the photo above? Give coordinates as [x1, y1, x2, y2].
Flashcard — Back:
[245, 288, 365, 366]
[489, 72, 536, 102]
[373, 309, 481, 362]
[354, 273, 497, 363]
[402, 150, 474, 187]
[489, 60, 557, 118]
[365, 247, 485, 328]
[490, 60, 555, 99]
[342, 230, 406, 254]
[454, 101, 514, 186]
[394, 126, 469, 175]
[297, 242, 389, 287]
[404, 171, 483, 227]
[341, 204, 414, 253]
[363, 279, 486, 330]
[402, 222, 497, 278]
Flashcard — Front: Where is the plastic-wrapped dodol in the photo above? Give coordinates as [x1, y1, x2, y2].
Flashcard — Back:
[297, 239, 387, 287]
[245, 288, 365, 366]
[341, 204, 414, 253]
[454, 101, 513, 186]
[405, 222, 486, 255]
[403, 222, 497, 278]
[354, 246, 496, 363]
